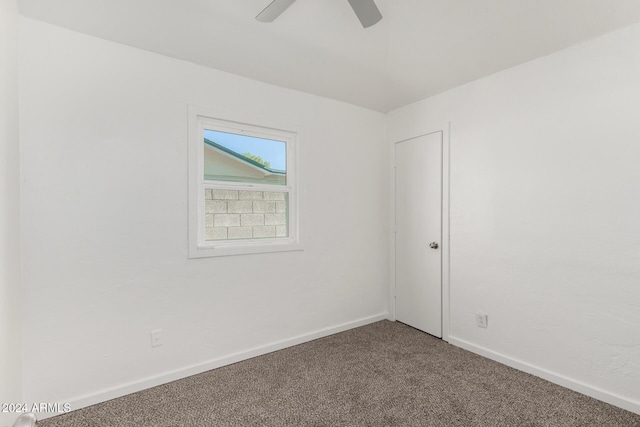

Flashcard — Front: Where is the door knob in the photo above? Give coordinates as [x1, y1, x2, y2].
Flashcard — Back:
[429, 242, 439, 249]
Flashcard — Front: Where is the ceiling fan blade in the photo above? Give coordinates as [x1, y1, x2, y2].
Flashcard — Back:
[347, 0, 382, 28]
[256, 0, 297, 22]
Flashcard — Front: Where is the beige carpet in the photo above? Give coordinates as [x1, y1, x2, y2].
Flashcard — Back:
[40, 321, 640, 426]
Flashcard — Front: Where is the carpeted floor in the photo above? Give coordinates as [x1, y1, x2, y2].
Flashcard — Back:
[40, 320, 640, 426]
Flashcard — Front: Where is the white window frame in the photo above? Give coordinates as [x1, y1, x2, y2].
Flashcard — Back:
[188, 106, 302, 258]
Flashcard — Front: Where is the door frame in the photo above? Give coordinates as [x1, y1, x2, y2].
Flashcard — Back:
[389, 126, 451, 342]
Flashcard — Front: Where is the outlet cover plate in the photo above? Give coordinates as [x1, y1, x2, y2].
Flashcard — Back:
[151, 329, 163, 347]
[476, 312, 488, 329]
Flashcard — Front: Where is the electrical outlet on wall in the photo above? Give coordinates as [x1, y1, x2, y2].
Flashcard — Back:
[150, 329, 163, 347]
[476, 312, 488, 329]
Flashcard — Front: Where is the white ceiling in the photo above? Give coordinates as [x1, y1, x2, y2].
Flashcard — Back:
[16, 0, 640, 112]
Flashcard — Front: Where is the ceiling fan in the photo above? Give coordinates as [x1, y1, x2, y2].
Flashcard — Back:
[256, 0, 383, 28]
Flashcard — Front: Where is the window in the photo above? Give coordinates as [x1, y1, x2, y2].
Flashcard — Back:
[189, 107, 301, 257]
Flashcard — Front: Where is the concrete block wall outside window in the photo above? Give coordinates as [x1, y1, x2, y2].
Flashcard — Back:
[205, 189, 288, 240]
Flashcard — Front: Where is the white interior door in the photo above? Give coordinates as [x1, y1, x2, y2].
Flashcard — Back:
[395, 132, 443, 337]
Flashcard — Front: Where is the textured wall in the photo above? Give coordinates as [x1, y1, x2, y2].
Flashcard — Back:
[388, 22, 640, 413]
[0, 0, 21, 426]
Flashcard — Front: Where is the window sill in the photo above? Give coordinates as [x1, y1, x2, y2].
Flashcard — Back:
[189, 240, 304, 258]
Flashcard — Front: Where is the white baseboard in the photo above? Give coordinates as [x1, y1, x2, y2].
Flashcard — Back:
[448, 335, 640, 415]
[41, 313, 389, 421]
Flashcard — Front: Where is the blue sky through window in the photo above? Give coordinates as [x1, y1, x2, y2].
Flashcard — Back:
[204, 129, 286, 171]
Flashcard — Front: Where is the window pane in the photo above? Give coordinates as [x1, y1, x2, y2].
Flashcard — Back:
[203, 130, 286, 185]
[204, 189, 289, 241]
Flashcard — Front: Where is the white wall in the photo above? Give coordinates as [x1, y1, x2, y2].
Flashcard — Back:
[0, 0, 21, 426]
[19, 18, 389, 409]
[388, 23, 640, 413]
